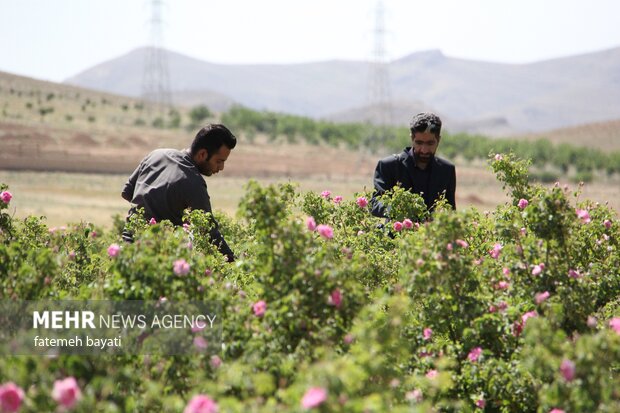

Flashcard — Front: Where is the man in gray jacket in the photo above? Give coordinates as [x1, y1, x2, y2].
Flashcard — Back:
[122, 123, 236, 262]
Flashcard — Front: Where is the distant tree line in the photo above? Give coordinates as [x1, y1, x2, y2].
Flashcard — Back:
[219, 105, 620, 182]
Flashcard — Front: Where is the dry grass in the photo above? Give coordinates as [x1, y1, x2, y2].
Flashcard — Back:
[2, 164, 616, 229]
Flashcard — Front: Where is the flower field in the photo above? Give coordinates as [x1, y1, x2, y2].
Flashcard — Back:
[0, 154, 619, 412]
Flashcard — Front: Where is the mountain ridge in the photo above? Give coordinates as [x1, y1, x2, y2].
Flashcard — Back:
[62, 45, 620, 135]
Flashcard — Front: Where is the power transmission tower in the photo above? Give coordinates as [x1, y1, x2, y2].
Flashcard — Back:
[366, 0, 393, 151]
[142, 0, 172, 119]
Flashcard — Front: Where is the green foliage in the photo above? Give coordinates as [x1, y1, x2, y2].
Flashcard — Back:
[0, 154, 619, 411]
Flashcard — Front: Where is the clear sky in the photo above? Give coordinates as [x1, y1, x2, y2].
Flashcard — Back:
[1, 0, 619, 82]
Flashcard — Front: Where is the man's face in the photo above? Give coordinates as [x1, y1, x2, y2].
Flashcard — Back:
[411, 132, 439, 165]
[197, 145, 231, 176]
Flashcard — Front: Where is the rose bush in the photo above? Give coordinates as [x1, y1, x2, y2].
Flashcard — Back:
[0, 153, 618, 412]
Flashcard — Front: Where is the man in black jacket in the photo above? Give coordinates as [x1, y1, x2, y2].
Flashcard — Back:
[121, 124, 236, 262]
[371, 112, 456, 218]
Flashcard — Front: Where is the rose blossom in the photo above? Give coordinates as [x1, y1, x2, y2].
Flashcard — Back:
[532, 264, 543, 276]
[306, 216, 317, 231]
[496, 281, 509, 290]
[52, 377, 82, 409]
[518, 198, 529, 209]
[0, 382, 25, 413]
[333, 195, 343, 204]
[468, 347, 482, 362]
[316, 224, 334, 239]
[184, 394, 218, 413]
[107, 243, 121, 258]
[456, 239, 468, 248]
[403, 218, 414, 229]
[489, 243, 502, 259]
[320, 190, 331, 199]
[356, 196, 368, 208]
[253, 300, 267, 317]
[393, 221, 403, 231]
[328, 289, 342, 308]
[0, 191, 12, 204]
[475, 399, 486, 408]
[301, 387, 328, 409]
[425, 370, 438, 379]
[405, 389, 423, 402]
[173, 259, 190, 276]
[560, 359, 576, 382]
[210, 355, 222, 369]
[423, 328, 432, 340]
[576, 208, 591, 223]
[149, 217, 157, 225]
[494, 154, 503, 161]
[603, 219, 612, 229]
[609, 317, 620, 334]
[568, 269, 581, 279]
[549, 409, 566, 413]
[535, 291, 550, 304]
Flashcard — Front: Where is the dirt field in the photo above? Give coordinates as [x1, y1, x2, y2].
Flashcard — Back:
[2, 161, 617, 229]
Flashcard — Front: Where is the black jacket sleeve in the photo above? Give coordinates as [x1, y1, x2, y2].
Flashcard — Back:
[370, 158, 396, 218]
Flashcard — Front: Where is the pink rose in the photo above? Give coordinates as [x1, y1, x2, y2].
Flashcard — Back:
[301, 387, 328, 409]
[609, 317, 620, 334]
[522, 310, 538, 325]
[333, 195, 343, 204]
[423, 328, 432, 340]
[149, 217, 157, 225]
[403, 218, 414, 229]
[343, 334, 354, 344]
[52, 377, 82, 409]
[193, 336, 208, 349]
[532, 264, 543, 276]
[306, 216, 317, 231]
[210, 355, 222, 369]
[517, 198, 529, 209]
[0, 191, 12, 204]
[496, 281, 509, 290]
[494, 154, 503, 161]
[393, 221, 403, 232]
[549, 409, 566, 413]
[425, 369, 438, 379]
[468, 347, 482, 362]
[173, 259, 190, 276]
[328, 289, 342, 308]
[568, 269, 581, 279]
[316, 224, 334, 239]
[356, 196, 368, 208]
[560, 359, 575, 382]
[253, 300, 267, 317]
[475, 398, 486, 408]
[489, 243, 502, 259]
[184, 394, 218, 413]
[535, 291, 550, 304]
[405, 389, 423, 402]
[576, 208, 591, 223]
[0, 382, 25, 413]
[456, 239, 468, 248]
[446, 243, 453, 251]
[502, 267, 511, 277]
[320, 190, 331, 199]
[107, 243, 121, 258]
[603, 219, 612, 229]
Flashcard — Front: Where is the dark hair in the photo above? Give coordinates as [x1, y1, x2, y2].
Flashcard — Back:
[190, 124, 237, 157]
[409, 112, 442, 138]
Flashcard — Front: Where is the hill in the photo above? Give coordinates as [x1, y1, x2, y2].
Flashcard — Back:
[64, 46, 620, 135]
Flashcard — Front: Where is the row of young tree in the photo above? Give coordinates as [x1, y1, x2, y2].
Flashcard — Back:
[218, 106, 620, 182]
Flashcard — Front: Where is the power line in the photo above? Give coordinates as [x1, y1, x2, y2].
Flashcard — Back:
[141, 0, 172, 117]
